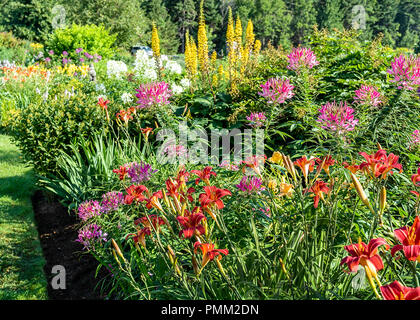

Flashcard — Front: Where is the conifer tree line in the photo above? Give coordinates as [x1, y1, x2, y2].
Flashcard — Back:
[0, 0, 419, 53]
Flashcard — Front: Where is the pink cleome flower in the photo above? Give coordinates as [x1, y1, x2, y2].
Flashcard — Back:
[236, 175, 265, 194]
[353, 85, 383, 107]
[259, 77, 294, 105]
[135, 81, 172, 109]
[246, 112, 267, 128]
[287, 47, 319, 71]
[387, 54, 420, 90]
[410, 130, 420, 149]
[317, 101, 358, 135]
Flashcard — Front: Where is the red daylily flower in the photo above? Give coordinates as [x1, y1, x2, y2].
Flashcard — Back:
[191, 166, 217, 185]
[316, 155, 335, 175]
[194, 242, 229, 268]
[343, 161, 360, 174]
[140, 127, 153, 141]
[116, 109, 133, 124]
[308, 180, 329, 208]
[294, 156, 315, 181]
[241, 155, 266, 176]
[177, 212, 206, 238]
[113, 165, 128, 180]
[341, 237, 389, 274]
[125, 185, 148, 204]
[143, 190, 164, 211]
[199, 186, 231, 210]
[411, 167, 420, 187]
[391, 216, 420, 262]
[380, 281, 420, 300]
[134, 214, 165, 231]
[359, 149, 403, 179]
[126, 227, 151, 249]
[98, 97, 110, 110]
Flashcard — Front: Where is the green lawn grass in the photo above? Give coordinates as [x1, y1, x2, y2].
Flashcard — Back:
[0, 134, 47, 300]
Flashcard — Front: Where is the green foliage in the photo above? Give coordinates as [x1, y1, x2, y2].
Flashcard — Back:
[8, 78, 110, 175]
[55, 0, 149, 50]
[46, 24, 117, 60]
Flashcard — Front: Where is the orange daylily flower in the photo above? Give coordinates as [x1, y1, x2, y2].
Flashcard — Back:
[307, 180, 329, 208]
[194, 242, 229, 269]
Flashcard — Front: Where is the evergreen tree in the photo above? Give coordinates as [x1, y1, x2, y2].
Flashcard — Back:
[316, 0, 344, 31]
[254, 0, 292, 47]
[61, 0, 149, 49]
[289, 0, 317, 45]
[395, 0, 420, 51]
[174, 0, 197, 52]
[371, 0, 400, 47]
[140, 0, 180, 54]
[342, 0, 377, 42]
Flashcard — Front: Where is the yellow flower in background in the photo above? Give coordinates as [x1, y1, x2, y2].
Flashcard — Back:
[254, 40, 262, 55]
[279, 177, 294, 197]
[245, 19, 255, 50]
[197, 1, 209, 73]
[151, 22, 161, 59]
[234, 14, 243, 52]
[268, 151, 284, 165]
[30, 43, 43, 51]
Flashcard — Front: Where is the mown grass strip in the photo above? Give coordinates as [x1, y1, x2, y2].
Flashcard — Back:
[0, 134, 47, 299]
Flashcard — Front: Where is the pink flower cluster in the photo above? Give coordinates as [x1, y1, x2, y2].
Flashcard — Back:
[317, 101, 359, 135]
[135, 81, 172, 109]
[76, 223, 108, 250]
[246, 112, 266, 128]
[353, 85, 383, 107]
[410, 130, 420, 149]
[77, 200, 102, 221]
[287, 47, 319, 71]
[387, 54, 420, 90]
[259, 77, 294, 105]
[219, 160, 240, 171]
[236, 175, 265, 194]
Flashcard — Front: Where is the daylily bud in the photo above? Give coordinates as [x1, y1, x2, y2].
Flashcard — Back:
[350, 172, 376, 215]
[112, 249, 122, 268]
[192, 255, 200, 275]
[379, 186, 386, 214]
[111, 239, 126, 262]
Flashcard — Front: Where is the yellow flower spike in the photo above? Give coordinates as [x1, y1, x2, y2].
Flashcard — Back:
[349, 172, 376, 215]
[151, 22, 161, 59]
[245, 19, 255, 51]
[234, 14, 243, 51]
[197, 0, 209, 74]
[254, 40, 261, 55]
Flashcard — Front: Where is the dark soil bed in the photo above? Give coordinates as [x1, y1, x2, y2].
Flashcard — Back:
[32, 190, 108, 300]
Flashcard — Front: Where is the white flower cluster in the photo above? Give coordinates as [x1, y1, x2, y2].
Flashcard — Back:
[121, 92, 133, 104]
[0, 60, 16, 68]
[134, 50, 157, 81]
[170, 78, 191, 95]
[133, 50, 184, 80]
[107, 60, 128, 79]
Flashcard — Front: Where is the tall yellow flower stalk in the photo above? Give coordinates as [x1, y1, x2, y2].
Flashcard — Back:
[151, 22, 161, 79]
[226, 6, 236, 73]
[243, 19, 255, 64]
[234, 14, 243, 57]
[197, 1, 209, 74]
[184, 30, 198, 79]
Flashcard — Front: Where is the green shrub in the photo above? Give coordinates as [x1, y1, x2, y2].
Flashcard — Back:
[9, 78, 110, 175]
[46, 24, 117, 61]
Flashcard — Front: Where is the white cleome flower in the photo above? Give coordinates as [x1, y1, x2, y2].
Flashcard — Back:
[180, 78, 191, 88]
[171, 84, 184, 95]
[107, 60, 128, 79]
[121, 92, 133, 104]
[165, 60, 182, 75]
